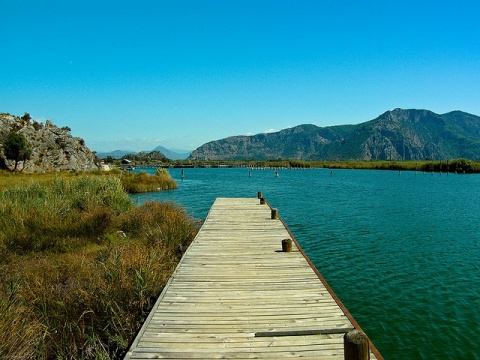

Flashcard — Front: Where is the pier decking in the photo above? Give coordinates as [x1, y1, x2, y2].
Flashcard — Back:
[125, 197, 382, 359]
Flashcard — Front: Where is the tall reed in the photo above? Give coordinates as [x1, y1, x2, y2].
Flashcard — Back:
[0, 176, 132, 253]
[119, 169, 177, 193]
[0, 175, 199, 359]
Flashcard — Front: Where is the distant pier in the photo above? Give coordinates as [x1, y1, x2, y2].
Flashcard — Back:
[125, 197, 383, 359]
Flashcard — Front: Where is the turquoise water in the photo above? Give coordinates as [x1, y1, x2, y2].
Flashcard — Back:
[132, 167, 480, 359]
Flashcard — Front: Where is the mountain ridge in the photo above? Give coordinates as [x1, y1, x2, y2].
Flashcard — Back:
[96, 146, 191, 160]
[189, 109, 480, 161]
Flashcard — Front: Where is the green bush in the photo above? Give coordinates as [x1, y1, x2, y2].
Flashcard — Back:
[3, 132, 32, 171]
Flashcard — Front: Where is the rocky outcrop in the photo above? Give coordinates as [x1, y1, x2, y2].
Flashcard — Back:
[0, 113, 98, 172]
[189, 109, 480, 161]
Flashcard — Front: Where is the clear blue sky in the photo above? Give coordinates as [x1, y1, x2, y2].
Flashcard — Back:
[2, 0, 479, 152]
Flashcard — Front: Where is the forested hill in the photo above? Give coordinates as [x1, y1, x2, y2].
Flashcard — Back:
[189, 109, 480, 161]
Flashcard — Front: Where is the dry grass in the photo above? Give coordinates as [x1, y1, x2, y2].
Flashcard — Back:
[0, 175, 199, 359]
[0, 168, 177, 193]
[0, 176, 132, 253]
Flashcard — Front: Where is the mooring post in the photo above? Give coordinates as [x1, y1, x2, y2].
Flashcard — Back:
[344, 330, 370, 360]
[271, 208, 278, 219]
[260, 197, 266, 204]
[281, 238, 293, 252]
[257, 191, 262, 199]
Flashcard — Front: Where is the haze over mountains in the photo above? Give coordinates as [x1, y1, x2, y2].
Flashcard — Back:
[189, 109, 480, 161]
[96, 146, 191, 160]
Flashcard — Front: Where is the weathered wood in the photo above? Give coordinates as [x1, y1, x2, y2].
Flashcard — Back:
[282, 238, 293, 252]
[344, 330, 370, 360]
[255, 327, 354, 337]
[124, 198, 380, 360]
[271, 207, 279, 219]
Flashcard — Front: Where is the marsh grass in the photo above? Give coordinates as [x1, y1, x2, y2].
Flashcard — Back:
[0, 167, 177, 193]
[0, 177, 132, 253]
[171, 159, 480, 172]
[0, 175, 198, 359]
[322, 159, 480, 172]
[119, 169, 177, 193]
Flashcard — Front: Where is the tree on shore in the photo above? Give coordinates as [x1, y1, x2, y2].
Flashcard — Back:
[3, 132, 32, 172]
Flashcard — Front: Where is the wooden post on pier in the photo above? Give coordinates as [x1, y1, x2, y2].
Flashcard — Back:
[260, 197, 266, 204]
[271, 208, 278, 219]
[282, 238, 293, 252]
[344, 330, 370, 360]
[257, 191, 263, 199]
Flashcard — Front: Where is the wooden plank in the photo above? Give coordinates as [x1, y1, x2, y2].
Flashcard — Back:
[138, 334, 347, 344]
[124, 198, 380, 360]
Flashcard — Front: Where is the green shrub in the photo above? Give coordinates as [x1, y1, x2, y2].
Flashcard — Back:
[3, 132, 32, 171]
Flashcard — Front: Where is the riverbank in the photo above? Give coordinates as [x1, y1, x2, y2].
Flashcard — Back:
[155, 158, 480, 173]
[0, 167, 177, 192]
[0, 172, 199, 358]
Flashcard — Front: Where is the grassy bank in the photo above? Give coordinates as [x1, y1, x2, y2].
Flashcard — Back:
[0, 167, 177, 193]
[318, 158, 480, 172]
[179, 158, 480, 173]
[119, 168, 177, 193]
[0, 175, 199, 359]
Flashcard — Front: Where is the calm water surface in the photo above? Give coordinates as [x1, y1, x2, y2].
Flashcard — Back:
[132, 167, 480, 359]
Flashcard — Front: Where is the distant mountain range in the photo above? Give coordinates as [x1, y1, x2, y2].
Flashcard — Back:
[189, 109, 480, 161]
[96, 146, 191, 160]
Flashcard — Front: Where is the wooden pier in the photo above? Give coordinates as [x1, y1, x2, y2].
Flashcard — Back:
[125, 197, 382, 359]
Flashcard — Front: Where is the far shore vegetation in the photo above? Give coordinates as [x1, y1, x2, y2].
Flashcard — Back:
[0, 170, 199, 358]
[111, 157, 480, 174]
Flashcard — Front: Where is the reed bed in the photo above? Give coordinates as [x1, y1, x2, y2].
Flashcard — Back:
[322, 158, 480, 172]
[119, 169, 177, 193]
[176, 158, 480, 172]
[0, 168, 177, 193]
[0, 175, 199, 359]
[0, 177, 132, 253]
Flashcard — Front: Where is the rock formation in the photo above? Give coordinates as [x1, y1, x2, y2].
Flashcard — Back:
[0, 113, 98, 172]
